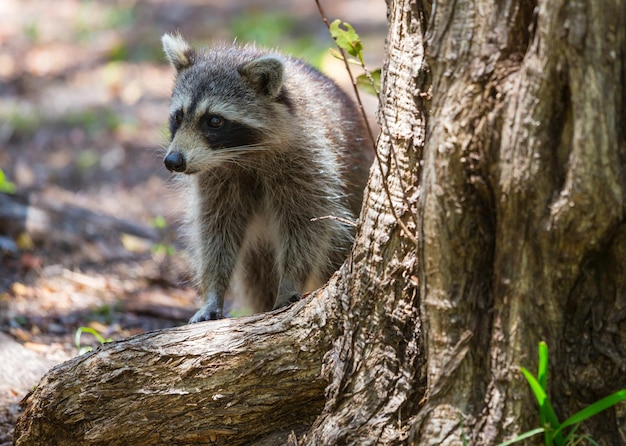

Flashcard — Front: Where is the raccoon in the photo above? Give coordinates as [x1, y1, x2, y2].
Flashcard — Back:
[161, 33, 372, 323]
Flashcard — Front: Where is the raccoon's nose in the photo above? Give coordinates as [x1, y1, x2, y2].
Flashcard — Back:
[164, 152, 186, 172]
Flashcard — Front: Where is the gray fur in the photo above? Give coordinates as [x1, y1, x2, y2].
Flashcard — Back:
[161, 33, 372, 322]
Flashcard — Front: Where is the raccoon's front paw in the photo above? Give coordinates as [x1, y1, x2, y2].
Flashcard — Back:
[272, 293, 302, 310]
[188, 306, 223, 323]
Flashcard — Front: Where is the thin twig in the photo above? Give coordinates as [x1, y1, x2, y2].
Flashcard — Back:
[314, 0, 418, 244]
[311, 215, 357, 227]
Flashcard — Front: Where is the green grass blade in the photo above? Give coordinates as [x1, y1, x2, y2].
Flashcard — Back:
[555, 389, 626, 435]
[562, 422, 581, 444]
[74, 327, 84, 350]
[535, 341, 549, 442]
[75, 326, 113, 352]
[520, 366, 564, 445]
[496, 428, 545, 446]
[82, 327, 108, 344]
[575, 435, 600, 446]
[537, 341, 548, 392]
[520, 366, 545, 402]
[459, 415, 468, 446]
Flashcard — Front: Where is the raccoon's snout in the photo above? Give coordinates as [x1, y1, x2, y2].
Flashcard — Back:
[164, 152, 186, 173]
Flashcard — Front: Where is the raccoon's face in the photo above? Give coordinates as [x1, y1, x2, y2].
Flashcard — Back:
[162, 34, 293, 174]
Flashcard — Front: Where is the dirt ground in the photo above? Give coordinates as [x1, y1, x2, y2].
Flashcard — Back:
[0, 0, 385, 442]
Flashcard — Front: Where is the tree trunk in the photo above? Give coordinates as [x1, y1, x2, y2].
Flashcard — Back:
[14, 0, 626, 444]
[302, 0, 428, 443]
[414, 0, 626, 443]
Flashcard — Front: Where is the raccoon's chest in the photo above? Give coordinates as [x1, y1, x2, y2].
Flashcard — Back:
[240, 212, 280, 258]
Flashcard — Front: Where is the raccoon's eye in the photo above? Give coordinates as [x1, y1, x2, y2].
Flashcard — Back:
[174, 109, 184, 124]
[169, 109, 184, 137]
[206, 115, 225, 129]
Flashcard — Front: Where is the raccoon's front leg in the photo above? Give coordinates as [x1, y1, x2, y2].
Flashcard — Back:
[189, 220, 245, 323]
[190, 292, 224, 322]
[273, 223, 329, 310]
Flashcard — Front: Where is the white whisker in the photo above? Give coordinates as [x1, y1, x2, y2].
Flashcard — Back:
[219, 143, 271, 153]
[209, 144, 272, 169]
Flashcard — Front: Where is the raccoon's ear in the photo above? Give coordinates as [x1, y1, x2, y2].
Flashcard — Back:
[162, 33, 195, 72]
[238, 56, 284, 98]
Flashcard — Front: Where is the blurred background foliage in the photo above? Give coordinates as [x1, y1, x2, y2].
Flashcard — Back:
[0, 0, 385, 338]
[0, 3, 385, 440]
[0, 0, 384, 195]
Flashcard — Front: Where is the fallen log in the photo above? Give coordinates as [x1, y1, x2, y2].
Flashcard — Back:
[14, 285, 340, 446]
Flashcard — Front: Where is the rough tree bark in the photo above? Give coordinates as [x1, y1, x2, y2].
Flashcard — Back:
[14, 0, 626, 445]
[415, 0, 626, 443]
[13, 296, 337, 445]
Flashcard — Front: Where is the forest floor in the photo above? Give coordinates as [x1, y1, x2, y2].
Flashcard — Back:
[0, 0, 385, 442]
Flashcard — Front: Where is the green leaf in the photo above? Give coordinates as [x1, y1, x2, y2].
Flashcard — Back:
[535, 341, 551, 444]
[329, 19, 363, 58]
[0, 169, 16, 194]
[496, 427, 545, 446]
[537, 341, 548, 392]
[329, 47, 344, 61]
[328, 48, 361, 65]
[519, 366, 563, 445]
[555, 389, 626, 436]
[151, 215, 168, 229]
[356, 69, 381, 96]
